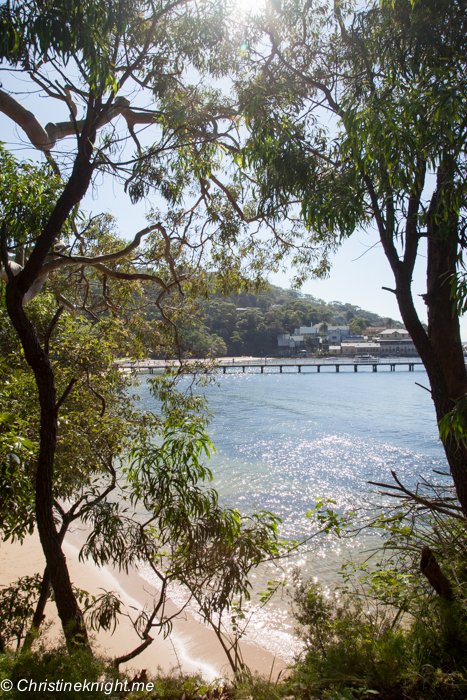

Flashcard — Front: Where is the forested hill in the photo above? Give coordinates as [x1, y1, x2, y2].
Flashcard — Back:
[183, 286, 402, 357]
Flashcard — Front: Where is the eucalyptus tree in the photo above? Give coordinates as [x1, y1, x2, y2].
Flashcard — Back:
[238, 0, 467, 514]
[0, 146, 282, 667]
[0, 0, 289, 652]
[0, 281, 162, 647]
[0, 279, 280, 665]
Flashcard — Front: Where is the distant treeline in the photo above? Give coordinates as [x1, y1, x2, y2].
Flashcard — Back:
[181, 286, 402, 357]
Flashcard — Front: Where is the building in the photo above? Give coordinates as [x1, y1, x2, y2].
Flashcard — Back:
[339, 342, 382, 355]
[377, 339, 419, 356]
[294, 325, 320, 336]
[339, 329, 418, 357]
[279, 323, 362, 354]
[277, 334, 306, 353]
[278, 324, 418, 356]
[294, 324, 350, 339]
[375, 329, 418, 356]
[277, 333, 291, 349]
[366, 326, 387, 334]
[378, 329, 410, 340]
[326, 328, 351, 343]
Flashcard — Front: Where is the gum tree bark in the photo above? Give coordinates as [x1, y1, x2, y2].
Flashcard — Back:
[374, 158, 467, 514]
[3, 120, 97, 648]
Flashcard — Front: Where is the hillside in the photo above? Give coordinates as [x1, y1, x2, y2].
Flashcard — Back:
[183, 286, 403, 357]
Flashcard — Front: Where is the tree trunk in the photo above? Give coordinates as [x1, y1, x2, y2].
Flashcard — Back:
[23, 521, 70, 650]
[3, 133, 97, 649]
[393, 164, 467, 514]
[420, 546, 454, 600]
[5, 283, 89, 649]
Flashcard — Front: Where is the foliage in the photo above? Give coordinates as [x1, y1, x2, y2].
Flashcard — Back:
[438, 394, 467, 447]
[0, 576, 43, 652]
[289, 562, 467, 699]
[287, 484, 467, 700]
[348, 318, 367, 336]
[290, 577, 412, 697]
[139, 670, 224, 700]
[0, 646, 122, 699]
[0, 147, 283, 666]
[0, 649, 236, 700]
[0, 402, 35, 541]
[0, 292, 281, 668]
[239, 0, 467, 245]
[0, 0, 290, 648]
[0, 147, 63, 244]
[236, 0, 467, 520]
[0, 288, 160, 544]
[77, 392, 281, 674]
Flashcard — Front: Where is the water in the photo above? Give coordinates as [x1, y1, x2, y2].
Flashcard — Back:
[138, 367, 445, 536]
[136, 366, 448, 661]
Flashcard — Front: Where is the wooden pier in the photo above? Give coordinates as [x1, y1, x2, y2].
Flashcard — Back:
[118, 360, 424, 375]
[220, 362, 422, 374]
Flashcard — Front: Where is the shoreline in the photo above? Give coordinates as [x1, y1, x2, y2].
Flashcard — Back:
[0, 530, 287, 681]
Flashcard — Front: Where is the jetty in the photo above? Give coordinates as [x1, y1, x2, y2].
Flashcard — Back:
[117, 359, 424, 375]
[219, 361, 422, 374]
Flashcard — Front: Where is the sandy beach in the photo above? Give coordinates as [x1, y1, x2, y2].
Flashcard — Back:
[0, 529, 286, 681]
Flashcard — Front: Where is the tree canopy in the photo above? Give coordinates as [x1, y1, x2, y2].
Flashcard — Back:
[0, 0, 286, 657]
[237, 0, 467, 514]
[2, 0, 467, 678]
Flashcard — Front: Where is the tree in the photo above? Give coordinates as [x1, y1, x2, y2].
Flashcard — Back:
[183, 325, 228, 356]
[0, 0, 284, 651]
[0, 152, 281, 669]
[239, 0, 467, 514]
[0, 284, 164, 648]
[349, 318, 367, 336]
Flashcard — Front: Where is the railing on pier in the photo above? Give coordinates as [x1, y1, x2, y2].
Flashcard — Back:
[117, 360, 424, 375]
[221, 361, 422, 374]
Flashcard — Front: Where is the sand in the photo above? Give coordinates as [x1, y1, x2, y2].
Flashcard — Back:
[0, 530, 286, 681]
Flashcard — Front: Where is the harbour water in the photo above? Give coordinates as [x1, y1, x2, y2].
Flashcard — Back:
[136, 366, 448, 661]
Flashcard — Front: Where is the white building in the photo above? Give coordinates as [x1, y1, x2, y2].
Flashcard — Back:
[339, 342, 382, 355]
[376, 329, 418, 356]
[294, 324, 350, 337]
[379, 329, 410, 339]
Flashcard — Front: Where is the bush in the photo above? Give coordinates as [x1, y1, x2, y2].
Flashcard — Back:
[0, 648, 226, 700]
[288, 569, 467, 700]
[0, 646, 121, 699]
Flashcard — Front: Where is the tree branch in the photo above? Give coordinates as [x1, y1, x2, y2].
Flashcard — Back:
[39, 224, 161, 275]
[420, 546, 454, 600]
[92, 263, 174, 290]
[0, 89, 169, 152]
[55, 378, 78, 414]
[369, 470, 466, 521]
[44, 306, 64, 355]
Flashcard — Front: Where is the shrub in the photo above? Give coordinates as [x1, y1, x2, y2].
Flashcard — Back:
[0, 646, 120, 699]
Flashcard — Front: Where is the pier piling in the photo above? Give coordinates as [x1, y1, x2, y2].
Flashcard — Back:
[118, 359, 423, 375]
